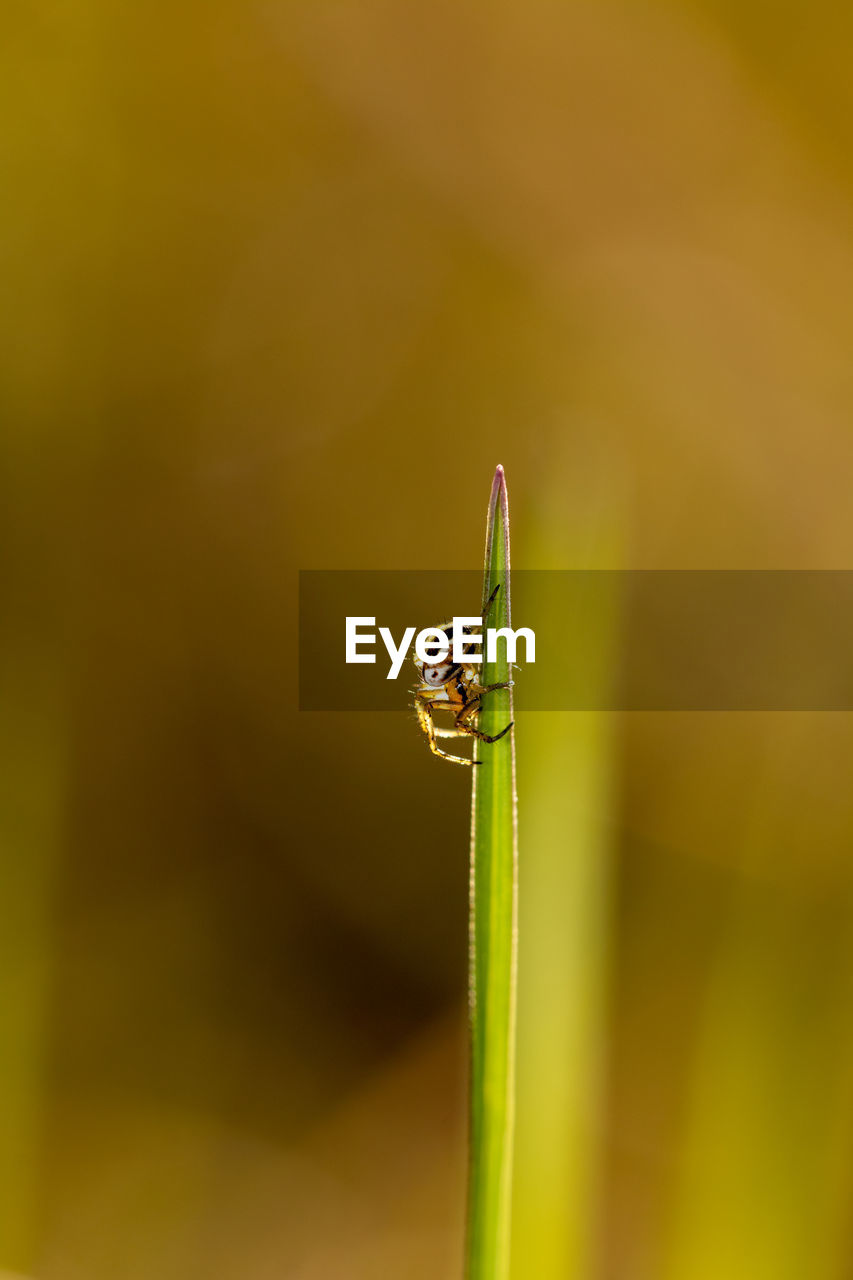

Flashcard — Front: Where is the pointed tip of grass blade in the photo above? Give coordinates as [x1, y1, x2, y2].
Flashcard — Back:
[489, 465, 506, 516]
[484, 466, 510, 612]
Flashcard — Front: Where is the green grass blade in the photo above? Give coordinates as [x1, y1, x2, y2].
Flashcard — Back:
[467, 464, 518, 1280]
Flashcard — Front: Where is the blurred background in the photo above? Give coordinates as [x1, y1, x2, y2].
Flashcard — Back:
[3, 1, 853, 1276]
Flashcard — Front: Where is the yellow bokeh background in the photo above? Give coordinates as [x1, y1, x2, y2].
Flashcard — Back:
[3, 2, 853, 1277]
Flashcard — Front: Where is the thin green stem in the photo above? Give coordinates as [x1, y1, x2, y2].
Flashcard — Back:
[467, 464, 518, 1280]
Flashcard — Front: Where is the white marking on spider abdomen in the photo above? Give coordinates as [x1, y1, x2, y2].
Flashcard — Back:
[424, 666, 452, 686]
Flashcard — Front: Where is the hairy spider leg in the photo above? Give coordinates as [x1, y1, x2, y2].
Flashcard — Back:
[454, 687, 514, 743]
[415, 698, 478, 766]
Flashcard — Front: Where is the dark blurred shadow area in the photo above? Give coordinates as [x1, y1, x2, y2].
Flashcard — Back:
[3, 0, 853, 1276]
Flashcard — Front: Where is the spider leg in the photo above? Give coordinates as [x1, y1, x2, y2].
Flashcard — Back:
[476, 721, 514, 744]
[415, 698, 476, 765]
[481, 581, 502, 622]
[454, 584, 504, 662]
[454, 696, 514, 745]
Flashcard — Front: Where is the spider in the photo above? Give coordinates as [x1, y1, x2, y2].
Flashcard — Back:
[412, 582, 514, 765]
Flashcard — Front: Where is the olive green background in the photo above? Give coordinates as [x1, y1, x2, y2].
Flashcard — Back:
[4, 2, 853, 1277]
